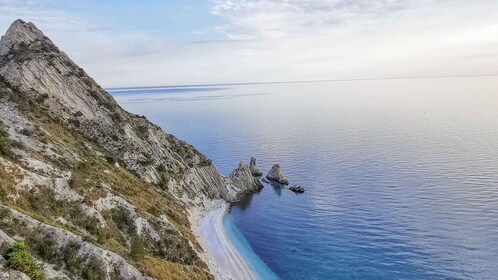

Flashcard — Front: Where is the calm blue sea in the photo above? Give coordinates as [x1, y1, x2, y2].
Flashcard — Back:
[110, 77, 498, 280]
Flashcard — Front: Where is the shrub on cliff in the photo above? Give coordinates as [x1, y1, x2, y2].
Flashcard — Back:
[5, 241, 46, 280]
[0, 121, 12, 158]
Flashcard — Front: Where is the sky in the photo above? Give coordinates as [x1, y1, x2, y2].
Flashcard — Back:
[0, 0, 498, 87]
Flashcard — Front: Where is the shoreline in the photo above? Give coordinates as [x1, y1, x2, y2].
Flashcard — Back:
[190, 200, 259, 280]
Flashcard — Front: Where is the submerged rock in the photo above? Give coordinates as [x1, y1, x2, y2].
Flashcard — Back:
[249, 157, 263, 177]
[266, 164, 289, 185]
[289, 185, 305, 193]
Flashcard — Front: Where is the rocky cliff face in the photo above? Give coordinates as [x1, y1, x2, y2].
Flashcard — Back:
[0, 20, 261, 280]
[0, 19, 259, 205]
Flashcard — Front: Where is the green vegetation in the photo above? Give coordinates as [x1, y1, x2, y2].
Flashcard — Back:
[0, 83, 212, 280]
[5, 242, 46, 280]
[105, 154, 117, 165]
[0, 121, 13, 158]
[130, 236, 145, 261]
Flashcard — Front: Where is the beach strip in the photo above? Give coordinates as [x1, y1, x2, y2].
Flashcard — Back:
[194, 201, 258, 280]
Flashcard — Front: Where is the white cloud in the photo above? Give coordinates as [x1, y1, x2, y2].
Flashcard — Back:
[210, 0, 433, 38]
[205, 0, 498, 82]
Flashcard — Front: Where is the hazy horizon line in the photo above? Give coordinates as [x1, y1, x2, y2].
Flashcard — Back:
[105, 73, 498, 91]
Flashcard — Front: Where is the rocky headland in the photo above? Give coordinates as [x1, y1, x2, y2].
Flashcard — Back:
[0, 19, 262, 280]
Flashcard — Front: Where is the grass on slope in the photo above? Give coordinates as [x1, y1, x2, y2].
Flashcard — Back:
[0, 121, 13, 159]
[0, 84, 213, 280]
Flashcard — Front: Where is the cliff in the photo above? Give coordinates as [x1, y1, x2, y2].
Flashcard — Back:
[0, 19, 261, 280]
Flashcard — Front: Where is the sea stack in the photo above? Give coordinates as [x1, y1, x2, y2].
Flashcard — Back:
[266, 164, 289, 185]
[289, 185, 305, 193]
[228, 162, 263, 195]
[249, 157, 263, 177]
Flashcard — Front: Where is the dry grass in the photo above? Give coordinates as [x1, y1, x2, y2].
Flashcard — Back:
[0, 85, 211, 279]
[135, 255, 213, 280]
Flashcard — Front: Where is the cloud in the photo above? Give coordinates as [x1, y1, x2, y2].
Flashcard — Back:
[210, 0, 433, 38]
[0, 0, 85, 32]
[1, 0, 498, 87]
[204, 0, 498, 82]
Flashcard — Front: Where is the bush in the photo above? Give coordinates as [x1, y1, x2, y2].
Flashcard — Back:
[27, 233, 59, 263]
[0, 121, 12, 158]
[156, 163, 166, 173]
[5, 241, 46, 280]
[106, 155, 117, 165]
[130, 236, 145, 260]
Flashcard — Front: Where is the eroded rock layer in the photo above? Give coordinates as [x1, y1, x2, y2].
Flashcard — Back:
[0, 19, 261, 280]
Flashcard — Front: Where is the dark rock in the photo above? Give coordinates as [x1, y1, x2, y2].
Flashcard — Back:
[262, 178, 269, 183]
[266, 164, 289, 185]
[289, 185, 305, 193]
[249, 157, 263, 177]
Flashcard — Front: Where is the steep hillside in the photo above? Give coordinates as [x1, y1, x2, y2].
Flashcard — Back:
[0, 19, 261, 204]
[0, 20, 262, 280]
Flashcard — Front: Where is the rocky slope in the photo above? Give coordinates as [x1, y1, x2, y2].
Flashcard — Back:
[0, 19, 262, 280]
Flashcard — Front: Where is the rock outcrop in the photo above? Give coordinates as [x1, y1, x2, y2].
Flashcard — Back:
[249, 157, 263, 177]
[289, 185, 305, 193]
[227, 162, 263, 197]
[0, 19, 264, 280]
[266, 164, 289, 185]
[0, 19, 258, 205]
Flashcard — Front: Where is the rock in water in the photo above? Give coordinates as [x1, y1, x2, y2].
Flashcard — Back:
[289, 185, 305, 193]
[266, 164, 289, 185]
[227, 162, 263, 197]
[249, 157, 263, 176]
[262, 178, 269, 183]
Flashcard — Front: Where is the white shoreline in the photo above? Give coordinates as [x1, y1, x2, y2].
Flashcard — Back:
[190, 200, 258, 280]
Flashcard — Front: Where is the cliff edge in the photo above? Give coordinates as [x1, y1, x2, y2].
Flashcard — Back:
[0, 19, 261, 280]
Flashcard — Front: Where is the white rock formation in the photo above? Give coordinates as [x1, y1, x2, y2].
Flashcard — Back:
[266, 164, 289, 185]
[249, 157, 263, 177]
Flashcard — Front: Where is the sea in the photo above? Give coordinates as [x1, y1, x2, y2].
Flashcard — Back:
[110, 77, 498, 280]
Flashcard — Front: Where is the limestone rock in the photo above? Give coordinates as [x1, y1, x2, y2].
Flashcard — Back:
[0, 268, 30, 280]
[226, 162, 263, 200]
[289, 185, 305, 193]
[0, 229, 14, 255]
[0, 19, 268, 280]
[1, 207, 153, 280]
[266, 164, 289, 185]
[0, 19, 258, 205]
[249, 157, 263, 176]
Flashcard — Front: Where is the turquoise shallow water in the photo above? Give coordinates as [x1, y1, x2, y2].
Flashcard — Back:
[111, 77, 498, 279]
[223, 212, 279, 280]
